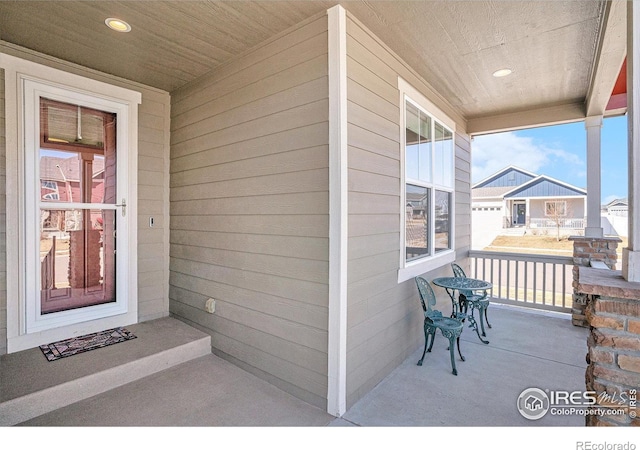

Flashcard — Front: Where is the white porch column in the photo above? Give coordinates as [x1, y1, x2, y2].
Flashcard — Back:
[623, 0, 640, 282]
[327, 4, 348, 416]
[585, 115, 604, 238]
[503, 198, 509, 227]
[525, 198, 530, 227]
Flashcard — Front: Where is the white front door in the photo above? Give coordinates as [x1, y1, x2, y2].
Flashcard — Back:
[3, 55, 140, 352]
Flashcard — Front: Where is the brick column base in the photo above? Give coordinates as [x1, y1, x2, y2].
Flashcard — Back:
[585, 294, 640, 426]
[570, 236, 621, 327]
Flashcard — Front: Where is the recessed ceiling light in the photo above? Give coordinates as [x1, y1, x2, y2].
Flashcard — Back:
[105, 18, 131, 33]
[492, 68, 513, 78]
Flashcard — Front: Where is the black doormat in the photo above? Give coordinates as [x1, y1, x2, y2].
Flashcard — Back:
[39, 327, 137, 361]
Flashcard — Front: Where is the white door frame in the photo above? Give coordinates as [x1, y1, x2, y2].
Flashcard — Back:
[1, 54, 141, 352]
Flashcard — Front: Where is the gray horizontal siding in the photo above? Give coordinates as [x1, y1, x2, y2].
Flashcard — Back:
[455, 131, 472, 258]
[137, 90, 171, 322]
[344, 13, 471, 409]
[169, 15, 330, 409]
[345, 16, 412, 409]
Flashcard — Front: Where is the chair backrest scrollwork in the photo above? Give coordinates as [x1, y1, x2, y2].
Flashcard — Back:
[415, 276, 436, 313]
[451, 262, 466, 278]
[451, 262, 473, 298]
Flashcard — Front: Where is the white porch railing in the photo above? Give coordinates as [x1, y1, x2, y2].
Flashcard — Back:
[468, 250, 574, 313]
[528, 218, 585, 229]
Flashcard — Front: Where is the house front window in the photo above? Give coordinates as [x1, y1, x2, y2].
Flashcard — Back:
[545, 200, 567, 217]
[398, 78, 456, 282]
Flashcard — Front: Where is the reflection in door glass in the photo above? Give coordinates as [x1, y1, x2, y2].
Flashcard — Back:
[40, 150, 107, 204]
[40, 209, 116, 314]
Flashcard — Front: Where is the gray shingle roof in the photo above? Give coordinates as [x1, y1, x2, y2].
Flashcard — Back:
[472, 186, 513, 198]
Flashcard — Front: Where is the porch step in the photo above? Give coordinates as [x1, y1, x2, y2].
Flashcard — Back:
[0, 317, 211, 426]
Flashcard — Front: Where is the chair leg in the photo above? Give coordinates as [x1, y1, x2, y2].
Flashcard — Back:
[478, 304, 487, 337]
[427, 329, 436, 353]
[456, 336, 465, 362]
[446, 334, 458, 376]
[485, 307, 492, 329]
[418, 331, 430, 366]
[418, 324, 435, 366]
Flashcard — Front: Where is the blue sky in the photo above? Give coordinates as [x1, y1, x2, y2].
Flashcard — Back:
[471, 115, 628, 204]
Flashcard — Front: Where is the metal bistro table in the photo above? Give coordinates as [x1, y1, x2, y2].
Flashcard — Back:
[432, 277, 492, 344]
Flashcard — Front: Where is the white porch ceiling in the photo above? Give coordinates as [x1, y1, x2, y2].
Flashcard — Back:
[0, 1, 626, 133]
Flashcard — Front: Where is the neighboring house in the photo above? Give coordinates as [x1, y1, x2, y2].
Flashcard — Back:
[603, 198, 629, 216]
[40, 155, 106, 204]
[472, 166, 587, 233]
[601, 198, 629, 237]
[0, 1, 633, 419]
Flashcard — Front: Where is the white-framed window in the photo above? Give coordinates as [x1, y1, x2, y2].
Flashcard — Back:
[545, 200, 567, 217]
[398, 78, 456, 282]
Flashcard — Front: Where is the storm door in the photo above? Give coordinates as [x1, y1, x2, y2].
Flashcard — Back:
[21, 78, 135, 337]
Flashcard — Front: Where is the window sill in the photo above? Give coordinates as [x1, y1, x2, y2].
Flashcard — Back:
[397, 250, 456, 283]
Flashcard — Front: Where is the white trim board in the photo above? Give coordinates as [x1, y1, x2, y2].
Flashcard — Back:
[326, 4, 348, 418]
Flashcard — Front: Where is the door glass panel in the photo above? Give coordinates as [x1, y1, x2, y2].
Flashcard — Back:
[39, 97, 117, 314]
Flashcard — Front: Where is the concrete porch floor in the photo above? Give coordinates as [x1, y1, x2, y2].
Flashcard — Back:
[1, 304, 589, 427]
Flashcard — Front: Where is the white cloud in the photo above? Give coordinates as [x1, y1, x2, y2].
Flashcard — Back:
[471, 132, 584, 184]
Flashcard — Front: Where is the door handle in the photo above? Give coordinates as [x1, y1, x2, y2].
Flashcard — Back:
[115, 198, 126, 217]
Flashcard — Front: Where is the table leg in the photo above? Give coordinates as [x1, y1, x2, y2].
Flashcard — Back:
[460, 295, 489, 345]
[445, 287, 460, 318]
